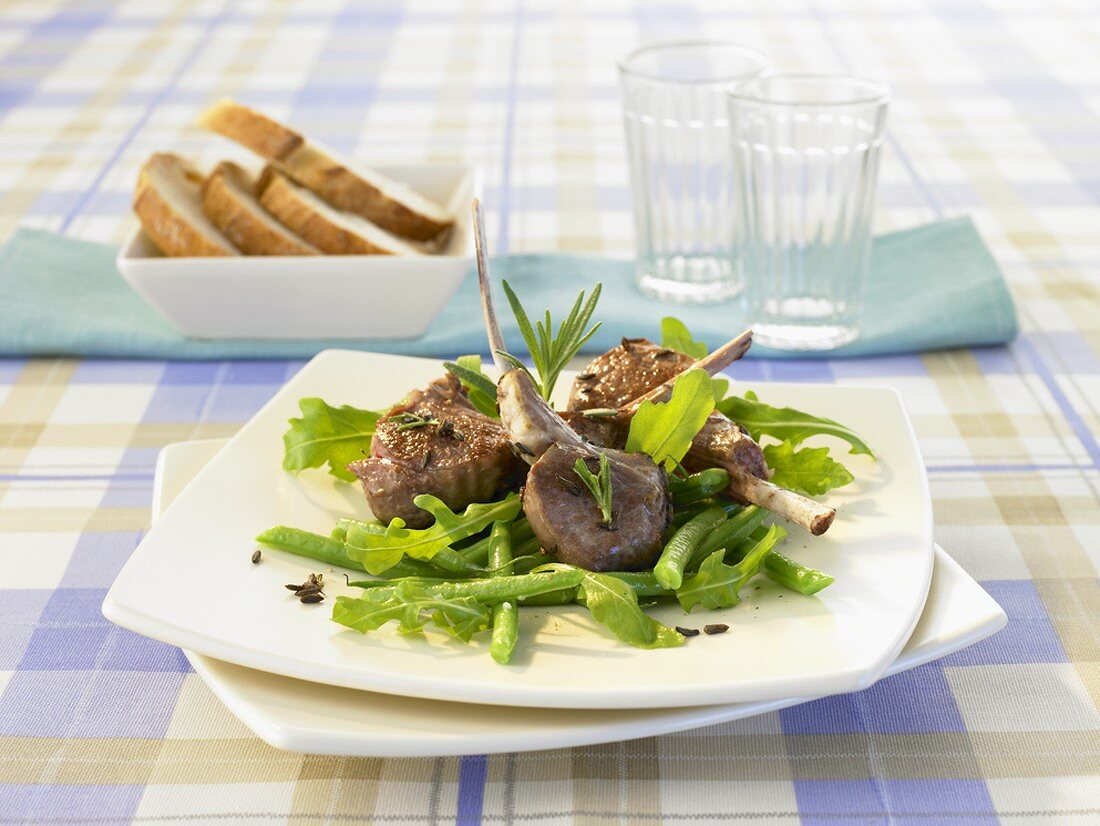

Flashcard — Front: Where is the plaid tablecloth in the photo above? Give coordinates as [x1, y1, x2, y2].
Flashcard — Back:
[2, 0, 1099, 822]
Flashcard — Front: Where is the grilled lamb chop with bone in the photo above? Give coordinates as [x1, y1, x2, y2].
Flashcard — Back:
[567, 338, 837, 536]
[473, 201, 671, 571]
[347, 373, 522, 529]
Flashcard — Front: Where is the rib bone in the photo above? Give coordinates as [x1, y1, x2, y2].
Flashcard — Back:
[473, 199, 671, 570]
[623, 330, 753, 411]
[473, 199, 586, 460]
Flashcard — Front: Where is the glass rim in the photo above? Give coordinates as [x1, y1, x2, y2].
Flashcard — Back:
[728, 73, 891, 107]
[618, 40, 770, 86]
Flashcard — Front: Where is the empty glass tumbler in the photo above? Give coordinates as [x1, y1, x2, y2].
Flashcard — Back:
[730, 75, 890, 350]
[619, 41, 770, 304]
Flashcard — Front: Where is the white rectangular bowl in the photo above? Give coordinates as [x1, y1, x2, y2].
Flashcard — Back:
[116, 164, 478, 340]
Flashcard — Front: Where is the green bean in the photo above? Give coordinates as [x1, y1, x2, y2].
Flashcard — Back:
[763, 551, 834, 595]
[460, 518, 535, 564]
[347, 575, 453, 589]
[256, 525, 352, 566]
[257, 525, 464, 579]
[488, 523, 518, 664]
[654, 506, 728, 590]
[375, 559, 460, 579]
[348, 569, 585, 604]
[670, 498, 737, 525]
[335, 518, 485, 577]
[507, 552, 555, 576]
[668, 468, 731, 507]
[691, 505, 765, 569]
[726, 525, 834, 595]
[426, 547, 486, 577]
[518, 588, 579, 606]
[588, 571, 671, 600]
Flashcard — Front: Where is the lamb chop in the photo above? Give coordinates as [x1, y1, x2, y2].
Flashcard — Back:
[473, 201, 671, 571]
[347, 373, 522, 529]
[566, 339, 837, 536]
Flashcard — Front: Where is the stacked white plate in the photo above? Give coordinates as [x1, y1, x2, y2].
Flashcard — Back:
[104, 351, 1006, 756]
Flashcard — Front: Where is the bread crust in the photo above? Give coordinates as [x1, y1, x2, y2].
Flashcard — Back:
[198, 99, 453, 242]
[196, 99, 303, 161]
[257, 166, 409, 255]
[202, 161, 319, 256]
[133, 153, 237, 257]
[280, 143, 452, 242]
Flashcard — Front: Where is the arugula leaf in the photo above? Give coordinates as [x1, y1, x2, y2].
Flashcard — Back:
[625, 368, 715, 469]
[501, 280, 602, 400]
[331, 593, 408, 633]
[676, 524, 786, 612]
[763, 441, 854, 496]
[580, 573, 684, 649]
[658, 317, 730, 401]
[444, 355, 500, 419]
[283, 398, 380, 482]
[573, 453, 614, 527]
[660, 317, 707, 359]
[655, 316, 708, 358]
[717, 391, 873, 456]
[430, 595, 493, 642]
[344, 493, 522, 575]
[331, 583, 492, 643]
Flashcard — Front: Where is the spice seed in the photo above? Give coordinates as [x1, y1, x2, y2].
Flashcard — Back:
[251, 549, 262, 564]
[294, 586, 322, 597]
[284, 583, 304, 591]
[299, 593, 324, 604]
[675, 626, 700, 638]
[703, 624, 729, 635]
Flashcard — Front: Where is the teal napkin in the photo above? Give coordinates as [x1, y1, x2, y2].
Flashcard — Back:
[0, 218, 1015, 360]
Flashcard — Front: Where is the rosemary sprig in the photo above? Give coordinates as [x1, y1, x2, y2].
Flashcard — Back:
[573, 453, 614, 529]
[390, 412, 440, 431]
[499, 280, 602, 401]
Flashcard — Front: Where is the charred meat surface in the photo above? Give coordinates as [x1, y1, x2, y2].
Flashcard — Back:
[567, 339, 838, 535]
[559, 409, 628, 449]
[524, 443, 671, 571]
[496, 371, 672, 571]
[348, 374, 521, 528]
[568, 340, 769, 486]
[483, 304, 672, 571]
[474, 197, 677, 569]
[683, 416, 770, 484]
[568, 338, 692, 411]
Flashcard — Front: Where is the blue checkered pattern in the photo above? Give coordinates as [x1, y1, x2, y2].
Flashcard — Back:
[2, 0, 1100, 823]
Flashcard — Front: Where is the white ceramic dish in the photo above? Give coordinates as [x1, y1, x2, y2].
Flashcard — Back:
[103, 349, 933, 710]
[157, 439, 1003, 757]
[117, 164, 478, 340]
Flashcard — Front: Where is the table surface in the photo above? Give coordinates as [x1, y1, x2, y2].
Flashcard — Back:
[2, 0, 1099, 823]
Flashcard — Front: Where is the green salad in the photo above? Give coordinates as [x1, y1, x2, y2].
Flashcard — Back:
[258, 286, 872, 665]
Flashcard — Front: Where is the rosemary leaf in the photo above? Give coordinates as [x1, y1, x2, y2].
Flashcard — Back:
[500, 280, 602, 400]
[572, 453, 614, 528]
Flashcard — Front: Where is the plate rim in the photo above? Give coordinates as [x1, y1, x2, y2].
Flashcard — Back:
[160, 439, 1000, 756]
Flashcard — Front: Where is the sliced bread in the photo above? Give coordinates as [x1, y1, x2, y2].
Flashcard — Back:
[197, 99, 453, 243]
[133, 153, 239, 257]
[202, 161, 319, 256]
[257, 166, 425, 256]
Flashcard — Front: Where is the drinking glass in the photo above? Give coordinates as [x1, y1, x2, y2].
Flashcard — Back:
[730, 74, 890, 350]
[619, 41, 770, 304]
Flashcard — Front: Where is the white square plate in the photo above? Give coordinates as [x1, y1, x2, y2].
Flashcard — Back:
[116, 164, 478, 340]
[103, 349, 933, 709]
[159, 439, 1004, 757]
